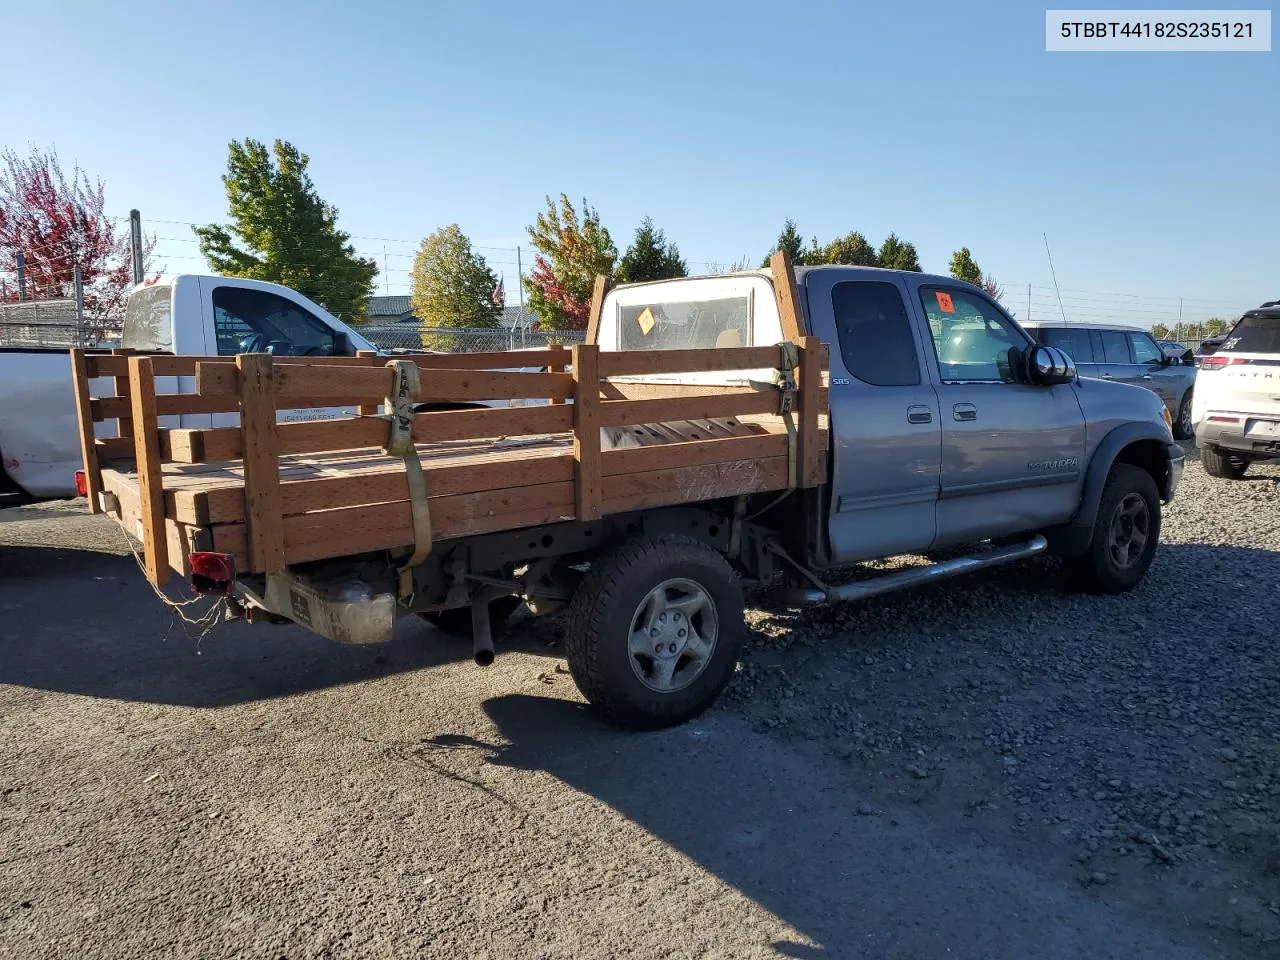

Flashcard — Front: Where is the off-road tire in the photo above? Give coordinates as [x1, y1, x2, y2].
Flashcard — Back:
[564, 535, 744, 730]
[420, 596, 523, 637]
[1201, 444, 1250, 480]
[1065, 464, 1161, 594]
[1173, 390, 1194, 440]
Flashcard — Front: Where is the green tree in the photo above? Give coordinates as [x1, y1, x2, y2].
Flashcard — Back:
[524, 194, 617, 331]
[410, 224, 501, 349]
[1151, 323, 1171, 340]
[1204, 317, 1232, 336]
[194, 138, 377, 322]
[812, 231, 879, 267]
[616, 217, 687, 283]
[760, 218, 807, 267]
[878, 233, 921, 271]
[949, 247, 983, 286]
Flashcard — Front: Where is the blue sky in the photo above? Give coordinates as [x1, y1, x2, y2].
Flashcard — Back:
[7, 0, 1277, 326]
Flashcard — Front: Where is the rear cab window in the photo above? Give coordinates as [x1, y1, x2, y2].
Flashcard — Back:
[121, 282, 174, 353]
[830, 281, 920, 386]
[618, 296, 750, 351]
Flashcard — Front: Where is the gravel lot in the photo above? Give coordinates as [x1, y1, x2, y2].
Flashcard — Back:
[1, 443, 1277, 958]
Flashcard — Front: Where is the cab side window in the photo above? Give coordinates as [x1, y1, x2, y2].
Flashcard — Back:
[830, 281, 921, 387]
[918, 286, 1025, 382]
[213, 287, 336, 357]
[1041, 327, 1094, 363]
[1128, 332, 1163, 364]
[1095, 330, 1132, 364]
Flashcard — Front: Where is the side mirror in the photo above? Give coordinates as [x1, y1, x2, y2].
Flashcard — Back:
[1159, 354, 1173, 367]
[333, 331, 351, 356]
[1028, 344, 1076, 385]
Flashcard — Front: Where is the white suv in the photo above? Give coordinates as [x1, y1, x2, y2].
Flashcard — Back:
[1191, 301, 1280, 478]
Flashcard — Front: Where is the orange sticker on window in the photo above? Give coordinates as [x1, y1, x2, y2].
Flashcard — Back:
[936, 292, 955, 314]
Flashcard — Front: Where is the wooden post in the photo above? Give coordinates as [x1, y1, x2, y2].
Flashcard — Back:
[237, 354, 285, 574]
[547, 344, 568, 405]
[571, 343, 602, 521]
[355, 350, 380, 415]
[769, 251, 805, 343]
[69, 349, 103, 513]
[128, 356, 168, 585]
[584, 275, 609, 347]
[112, 347, 134, 440]
[796, 336, 824, 488]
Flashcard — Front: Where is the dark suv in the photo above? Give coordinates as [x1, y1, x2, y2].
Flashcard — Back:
[1021, 322, 1197, 439]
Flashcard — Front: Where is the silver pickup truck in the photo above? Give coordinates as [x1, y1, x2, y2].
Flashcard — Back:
[169, 262, 1183, 731]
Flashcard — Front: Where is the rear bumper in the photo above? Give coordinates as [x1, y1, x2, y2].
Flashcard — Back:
[1195, 416, 1280, 458]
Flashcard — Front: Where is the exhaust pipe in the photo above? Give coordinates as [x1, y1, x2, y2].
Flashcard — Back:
[786, 535, 1049, 606]
[471, 597, 495, 666]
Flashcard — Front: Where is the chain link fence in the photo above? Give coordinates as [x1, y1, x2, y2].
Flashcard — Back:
[0, 298, 120, 349]
[361, 324, 587, 353]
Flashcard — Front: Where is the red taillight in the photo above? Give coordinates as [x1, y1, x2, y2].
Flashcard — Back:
[74, 470, 88, 497]
[189, 552, 235, 593]
[1200, 356, 1247, 369]
[1208, 415, 1241, 423]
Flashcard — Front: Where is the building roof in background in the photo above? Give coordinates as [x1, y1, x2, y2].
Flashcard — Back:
[367, 295, 413, 318]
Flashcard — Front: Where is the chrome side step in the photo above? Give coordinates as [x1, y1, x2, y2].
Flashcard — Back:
[784, 535, 1048, 607]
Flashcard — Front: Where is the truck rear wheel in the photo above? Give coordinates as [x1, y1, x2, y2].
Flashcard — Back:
[1065, 464, 1161, 594]
[1201, 444, 1249, 479]
[564, 535, 744, 730]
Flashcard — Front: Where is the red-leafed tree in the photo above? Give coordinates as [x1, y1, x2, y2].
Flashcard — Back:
[0, 145, 153, 318]
[523, 194, 616, 331]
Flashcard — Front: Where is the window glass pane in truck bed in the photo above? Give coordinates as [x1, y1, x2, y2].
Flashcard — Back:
[121, 284, 174, 353]
[1221, 314, 1280, 354]
[619, 296, 749, 351]
[830, 281, 920, 386]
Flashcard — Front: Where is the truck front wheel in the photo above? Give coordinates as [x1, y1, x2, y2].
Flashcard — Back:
[565, 535, 745, 730]
[1065, 464, 1161, 594]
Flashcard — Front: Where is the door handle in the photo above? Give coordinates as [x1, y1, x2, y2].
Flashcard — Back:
[953, 403, 977, 422]
[1141, 375, 1153, 380]
[1100, 374, 1114, 379]
[907, 405, 933, 424]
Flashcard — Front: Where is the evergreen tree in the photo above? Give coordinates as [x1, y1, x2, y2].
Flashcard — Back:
[761, 218, 807, 267]
[878, 233, 921, 272]
[194, 138, 377, 321]
[949, 247, 984, 286]
[616, 217, 687, 283]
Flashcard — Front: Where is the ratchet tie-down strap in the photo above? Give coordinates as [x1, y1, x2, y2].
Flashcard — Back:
[383, 360, 432, 604]
[748, 342, 800, 492]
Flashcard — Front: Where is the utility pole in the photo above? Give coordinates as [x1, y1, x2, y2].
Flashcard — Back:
[516, 246, 524, 310]
[16, 252, 27, 301]
[383, 245, 390, 295]
[1026, 282, 1031, 321]
[1178, 298, 1183, 324]
[129, 209, 144, 285]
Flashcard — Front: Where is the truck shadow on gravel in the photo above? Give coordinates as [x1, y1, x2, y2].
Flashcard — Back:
[0, 544, 559, 707]
[425, 692, 1231, 960]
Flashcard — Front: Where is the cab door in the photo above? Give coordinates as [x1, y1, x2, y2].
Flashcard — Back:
[804, 269, 941, 564]
[907, 281, 1086, 547]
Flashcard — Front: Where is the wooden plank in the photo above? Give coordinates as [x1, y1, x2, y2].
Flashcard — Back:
[112, 348, 134, 438]
[598, 345, 781, 378]
[355, 350, 381, 416]
[163, 404, 575, 464]
[198, 362, 573, 405]
[127, 357, 168, 586]
[601, 380, 758, 400]
[170, 451, 577, 525]
[100, 469, 199, 577]
[411, 349, 564, 370]
[68, 350, 103, 513]
[601, 432, 787, 478]
[571, 344, 602, 521]
[797, 336, 826, 488]
[94, 436, 136, 461]
[597, 391, 779, 429]
[548, 344, 568, 405]
[770, 250, 806, 342]
[603, 456, 789, 514]
[210, 481, 576, 564]
[584, 274, 609, 346]
[237, 354, 285, 574]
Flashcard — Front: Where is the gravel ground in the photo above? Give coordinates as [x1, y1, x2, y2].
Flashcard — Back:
[0, 444, 1277, 958]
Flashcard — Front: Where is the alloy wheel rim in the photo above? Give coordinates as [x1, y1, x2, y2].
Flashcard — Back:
[627, 578, 718, 693]
[1107, 493, 1150, 570]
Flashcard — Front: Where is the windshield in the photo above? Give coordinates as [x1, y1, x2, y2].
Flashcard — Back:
[619, 296, 751, 351]
[120, 283, 174, 353]
[1220, 313, 1280, 355]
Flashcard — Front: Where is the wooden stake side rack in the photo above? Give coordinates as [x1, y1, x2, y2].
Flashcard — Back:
[70, 264, 828, 590]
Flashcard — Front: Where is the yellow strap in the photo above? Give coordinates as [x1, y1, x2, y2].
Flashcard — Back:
[778, 343, 799, 491]
[382, 361, 432, 601]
